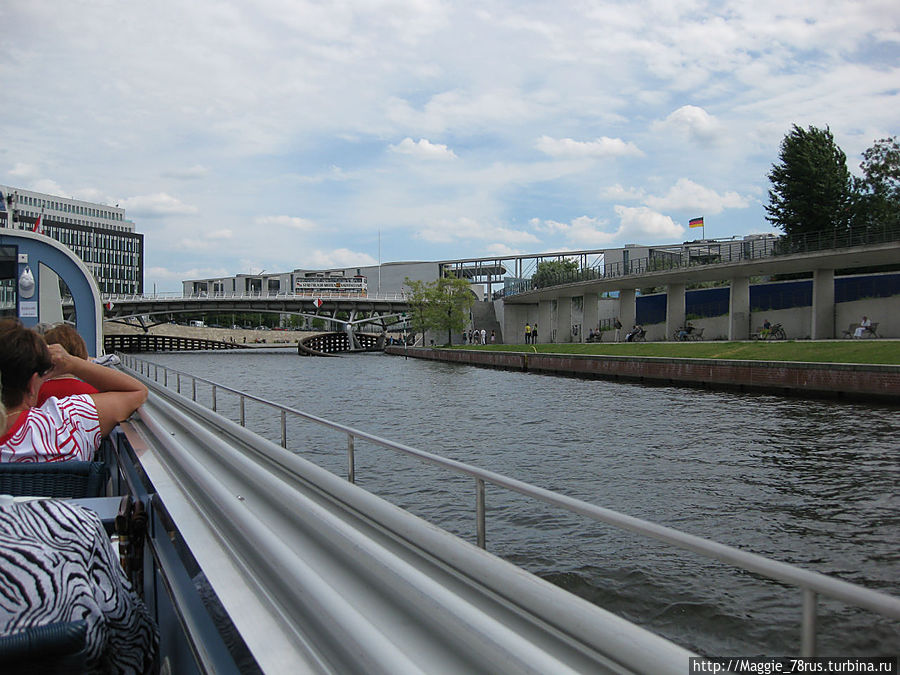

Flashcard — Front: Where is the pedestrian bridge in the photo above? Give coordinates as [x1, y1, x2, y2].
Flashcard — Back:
[102, 291, 411, 333]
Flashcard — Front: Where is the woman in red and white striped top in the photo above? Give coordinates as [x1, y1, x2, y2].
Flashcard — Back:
[0, 320, 147, 463]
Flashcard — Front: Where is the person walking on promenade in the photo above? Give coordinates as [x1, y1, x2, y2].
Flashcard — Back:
[480, 328, 486, 345]
[532, 323, 538, 344]
[614, 318, 622, 342]
[524, 323, 532, 344]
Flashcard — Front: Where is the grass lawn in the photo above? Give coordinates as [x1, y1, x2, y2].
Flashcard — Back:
[450, 340, 900, 365]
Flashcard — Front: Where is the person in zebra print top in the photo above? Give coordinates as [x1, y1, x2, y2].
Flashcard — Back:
[0, 498, 159, 673]
[0, 320, 148, 463]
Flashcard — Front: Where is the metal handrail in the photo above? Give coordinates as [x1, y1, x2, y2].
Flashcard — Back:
[508, 224, 900, 296]
[102, 291, 409, 302]
[119, 353, 900, 656]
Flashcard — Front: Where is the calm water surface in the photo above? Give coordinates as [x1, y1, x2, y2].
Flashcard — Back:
[143, 350, 899, 657]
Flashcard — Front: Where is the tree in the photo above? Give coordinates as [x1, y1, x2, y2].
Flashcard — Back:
[404, 274, 475, 346]
[855, 136, 900, 229]
[765, 125, 853, 235]
[531, 259, 579, 289]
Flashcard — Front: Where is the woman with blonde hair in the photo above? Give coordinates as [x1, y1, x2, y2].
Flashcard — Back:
[37, 323, 99, 406]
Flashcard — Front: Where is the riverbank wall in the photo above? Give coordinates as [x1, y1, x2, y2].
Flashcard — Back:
[384, 346, 900, 403]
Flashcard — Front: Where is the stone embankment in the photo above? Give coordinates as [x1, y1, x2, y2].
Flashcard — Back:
[385, 346, 899, 402]
[104, 322, 315, 345]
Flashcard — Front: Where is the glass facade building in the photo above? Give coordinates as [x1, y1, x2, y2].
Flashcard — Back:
[0, 185, 143, 294]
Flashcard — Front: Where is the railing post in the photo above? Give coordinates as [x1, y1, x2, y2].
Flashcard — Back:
[212, 385, 217, 412]
[164, 368, 168, 387]
[347, 434, 355, 484]
[801, 588, 817, 657]
[192, 378, 197, 401]
[280, 410, 287, 448]
[476, 478, 486, 549]
[177, 373, 181, 394]
[239, 396, 245, 426]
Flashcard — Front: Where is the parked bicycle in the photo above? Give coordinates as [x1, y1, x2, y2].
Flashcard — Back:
[672, 325, 704, 341]
[755, 322, 786, 340]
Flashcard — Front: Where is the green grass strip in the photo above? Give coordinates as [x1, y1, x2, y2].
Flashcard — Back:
[449, 341, 900, 365]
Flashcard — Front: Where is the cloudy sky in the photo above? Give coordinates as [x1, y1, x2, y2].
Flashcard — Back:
[2, 1, 897, 292]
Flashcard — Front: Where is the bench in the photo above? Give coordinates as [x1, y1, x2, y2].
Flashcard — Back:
[842, 322, 879, 339]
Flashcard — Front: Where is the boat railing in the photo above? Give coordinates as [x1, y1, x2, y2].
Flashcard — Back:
[119, 353, 900, 657]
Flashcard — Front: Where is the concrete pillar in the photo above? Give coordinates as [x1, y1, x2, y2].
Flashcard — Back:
[538, 300, 552, 343]
[729, 276, 750, 340]
[503, 304, 531, 344]
[812, 268, 835, 339]
[666, 283, 686, 340]
[557, 297, 573, 343]
[618, 289, 636, 333]
[582, 293, 598, 343]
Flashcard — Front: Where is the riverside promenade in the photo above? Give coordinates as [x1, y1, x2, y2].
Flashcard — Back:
[385, 346, 900, 403]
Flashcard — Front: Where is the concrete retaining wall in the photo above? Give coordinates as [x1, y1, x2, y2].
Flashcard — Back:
[385, 346, 900, 403]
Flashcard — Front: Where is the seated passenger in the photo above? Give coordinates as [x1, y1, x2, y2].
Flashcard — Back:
[0, 320, 148, 463]
[0, 498, 159, 672]
[37, 324, 99, 406]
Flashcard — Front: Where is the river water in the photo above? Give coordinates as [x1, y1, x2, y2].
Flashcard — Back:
[142, 349, 899, 657]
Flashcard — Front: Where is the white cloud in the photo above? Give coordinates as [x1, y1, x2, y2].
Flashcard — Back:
[653, 105, 724, 145]
[389, 137, 457, 160]
[415, 217, 540, 245]
[255, 215, 318, 230]
[30, 179, 67, 197]
[531, 208, 683, 247]
[8, 163, 39, 179]
[162, 165, 209, 179]
[121, 193, 198, 217]
[303, 248, 378, 269]
[536, 136, 643, 159]
[146, 265, 230, 283]
[531, 215, 617, 246]
[601, 184, 645, 201]
[645, 178, 749, 214]
[613, 206, 684, 241]
[484, 243, 524, 256]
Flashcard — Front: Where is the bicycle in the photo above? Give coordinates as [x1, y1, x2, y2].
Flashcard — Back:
[755, 323, 786, 340]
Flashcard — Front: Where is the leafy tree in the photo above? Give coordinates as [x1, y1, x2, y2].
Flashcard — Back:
[855, 136, 900, 229]
[404, 274, 475, 346]
[765, 125, 853, 235]
[531, 259, 579, 289]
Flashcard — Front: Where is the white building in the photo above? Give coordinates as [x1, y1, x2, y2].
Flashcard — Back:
[0, 185, 144, 294]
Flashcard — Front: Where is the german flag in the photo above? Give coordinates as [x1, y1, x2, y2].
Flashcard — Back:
[689, 217, 704, 228]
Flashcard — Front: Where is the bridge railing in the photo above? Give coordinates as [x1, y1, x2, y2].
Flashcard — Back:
[506, 224, 900, 296]
[103, 291, 409, 302]
[119, 353, 900, 657]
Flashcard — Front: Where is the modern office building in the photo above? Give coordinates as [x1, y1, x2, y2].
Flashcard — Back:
[0, 184, 143, 294]
[184, 261, 441, 298]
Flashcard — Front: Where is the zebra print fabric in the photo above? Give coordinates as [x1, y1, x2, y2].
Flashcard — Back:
[0, 499, 158, 674]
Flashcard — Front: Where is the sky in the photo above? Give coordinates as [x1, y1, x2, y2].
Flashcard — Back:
[1, 1, 898, 292]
